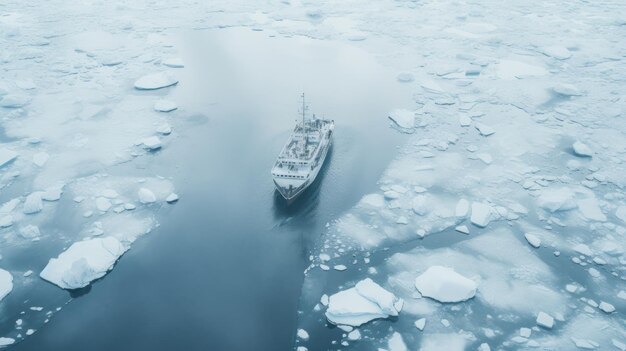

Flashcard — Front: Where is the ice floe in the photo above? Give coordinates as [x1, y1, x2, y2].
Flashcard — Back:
[134, 72, 178, 90]
[414, 266, 477, 303]
[40, 237, 128, 289]
[388, 109, 415, 132]
[0, 269, 13, 302]
[154, 99, 178, 112]
[325, 278, 402, 327]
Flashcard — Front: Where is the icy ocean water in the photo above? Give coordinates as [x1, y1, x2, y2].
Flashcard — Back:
[8, 29, 413, 350]
[2, 1, 626, 350]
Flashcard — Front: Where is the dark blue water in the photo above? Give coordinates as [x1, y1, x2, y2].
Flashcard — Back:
[13, 28, 412, 351]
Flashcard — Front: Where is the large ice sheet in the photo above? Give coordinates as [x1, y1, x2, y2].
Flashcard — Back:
[40, 237, 128, 290]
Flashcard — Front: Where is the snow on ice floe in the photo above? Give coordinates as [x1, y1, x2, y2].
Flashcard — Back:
[388, 109, 415, 132]
[162, 58, 185, 68]
[414, 266, 477, 303]
[494, 59, 547, 80]
[325, 278, 402, 327]
[0, 149, 18, 168]
[0, 94, 30, 108]
[552, 83, 582, 97]
[572, 141, 593, 157]
[0, 269, 13, 302]
[40, 237, 127, 289]
[154, 99, 178, 112]
[540, 46, 572, 60]
[134, 72, 178, 90]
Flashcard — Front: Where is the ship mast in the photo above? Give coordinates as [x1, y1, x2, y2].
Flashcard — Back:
[301, 92, 307, 127]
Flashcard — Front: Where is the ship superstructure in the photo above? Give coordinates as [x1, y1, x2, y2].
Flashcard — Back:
[271, 94, 334, 200]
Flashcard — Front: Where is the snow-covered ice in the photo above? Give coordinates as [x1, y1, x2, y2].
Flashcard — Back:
[388, 109, 415, 132]
[40, 237, 128, 289]
[134, 72, 178, 90]
[325, 278, 402, 326]
[154, 100, 178, 112]
[0, 269, 13, 302]
[414, 266, 477, 303]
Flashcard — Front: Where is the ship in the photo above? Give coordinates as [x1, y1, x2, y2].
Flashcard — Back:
[271, 94, 334, 201]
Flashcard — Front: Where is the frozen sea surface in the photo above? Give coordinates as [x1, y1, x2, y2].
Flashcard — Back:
[1, 0, 626, 350]
[1, 17, 412, 351]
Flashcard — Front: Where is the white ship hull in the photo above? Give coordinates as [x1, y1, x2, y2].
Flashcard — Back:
[273, 134, 332, 200]
[272, 118, 334, 201]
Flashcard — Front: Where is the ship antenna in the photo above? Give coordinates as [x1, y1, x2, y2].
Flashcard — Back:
[301, 92, 306, 126]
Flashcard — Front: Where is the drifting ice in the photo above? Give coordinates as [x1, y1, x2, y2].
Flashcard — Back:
[414, 266, 477, 303]
[134, 72, 178, 90]
[325, 278, 403, 327]
[0, 269, 13, 302]
[40, 237, 128, 289]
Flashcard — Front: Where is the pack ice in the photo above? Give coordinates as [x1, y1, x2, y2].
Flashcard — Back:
[40, 237, 128, 289]
[325, 278, 403, 327]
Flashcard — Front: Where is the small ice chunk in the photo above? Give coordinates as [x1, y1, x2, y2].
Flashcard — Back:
[347, 329, 361, 340]
[536, 312, 554, 329]
[598, 301, 615, 313]
[476, 153, 493, 164]
[455, 225, 469, 234]
[162, 58, 185, 68]
[42, 185, 63, 201]
[478, 343, 491, 351]
[455, 199, 469, 217]
[23, 192, 43, 214]
[40, 237, 128, 289]
[19, 225, 40, 239]
[414, 266, 477, 303]
[96, 197, 112, 212]
[388, 109, 415, 131]
[520, 327, 532, 338]
[154, 100, 178, 112]
[0, 215, 13, 228]
[459, 115, 472, 127]
[138, 188, 157, 204]
[572, 141, 592, 157]
[577, 198, 606, 221]
[470, 202, 494, 227]
[572, 338, 599, 349]
[541, 46, 571, 60]
[156, 124, 172, 135]
[524, 233, 541, 248]
[474, 123, 495, 136]
[25, 329, 34, 336]
[537, 188, 577, 212]
[23, 270, 33, 277]
[320, 294, 329, 306]
[134, 72, 178, 90]
[615, 206, 626, 223]
[142, 136, 162, 150]
[0, 269, 13, 301]
[573, 244, 593, 256]
[360, 194, 385, 207]
[166, 193, 179, 203]
[0, 149, 18, 168]
[296, 329, 309, 341]
[325, 278, 402, 326]
[0, 94, 29, 108]
[334, 265, 347, 271]
[33, 152, 50, 167]
[553, 83, 582, 96]
[388, 332, 407, 351]
[414, 318, 426, 331]
[397, 73, 414, 82]
[0, 338, 15, 347]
